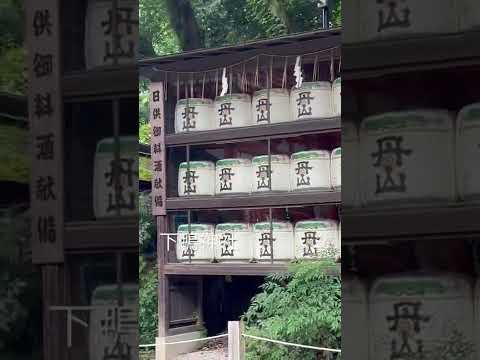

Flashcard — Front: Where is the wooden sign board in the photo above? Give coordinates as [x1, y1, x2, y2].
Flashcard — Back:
[150, 82, 167, 216]
[26, 0, 64, 263]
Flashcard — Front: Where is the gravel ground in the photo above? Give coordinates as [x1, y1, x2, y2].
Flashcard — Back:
[173, 348, 228, 360]
[173, 336, 228, 360]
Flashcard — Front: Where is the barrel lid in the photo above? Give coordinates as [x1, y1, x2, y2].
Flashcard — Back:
[254, 221, 293, 231]
[215, 223, 251, 231]
[291, 150, 330, 161]
[216, 158, 252, 167]
[361, 110, 453, 133]
[293, 81, 332, 91]
[331, 147, 341, 157]
[252, 154, 290, 164]
[179, 161, 215, 170]
[371, 273, 471, 298]
[177, 98, 213, 106]
[214, 93, 251, 102]
[253, 88, 289, 97]
[178, 223, 215, 232]
[458, 103, 480, 126]
[96, 136, 138, 154]
[295, 219, 338, 230]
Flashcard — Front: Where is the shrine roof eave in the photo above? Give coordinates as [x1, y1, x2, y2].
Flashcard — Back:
[139, 28, 341, 79]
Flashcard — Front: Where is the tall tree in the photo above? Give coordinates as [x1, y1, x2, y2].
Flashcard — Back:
[164, 0, 205, 50]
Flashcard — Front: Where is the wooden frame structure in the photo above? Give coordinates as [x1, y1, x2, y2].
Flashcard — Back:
[139, 28, 342, 340]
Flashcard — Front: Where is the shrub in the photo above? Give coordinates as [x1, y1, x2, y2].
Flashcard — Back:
[243, 259, 341, 360]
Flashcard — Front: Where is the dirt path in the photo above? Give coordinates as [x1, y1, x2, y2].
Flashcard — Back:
[173, 348, 227, 360]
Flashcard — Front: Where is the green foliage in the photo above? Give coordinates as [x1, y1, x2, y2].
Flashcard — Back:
[139, 256, 158, 345]
[139, 192, 155, 252]
[140, 0, 341, 53]
[0, 125, 28, 184]
[139, 156, 152, 182]
[140, 0, 181, 55]
[0, 0, 25, 94]
[243, 259, 341, 360]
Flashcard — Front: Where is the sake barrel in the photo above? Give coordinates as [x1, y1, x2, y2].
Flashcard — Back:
[252, 89, 290, 124]
[214, 94, 252, 129]
[253, 221, 294, 262]
[456, 103, 480, 202]
[252, 155, 290, 192]
[176, 224, 215, 262]
[331, 147, 341, 190]
[89, 284, 139, 360]
[85, 0, 139, 69]
[459, 0, 480, 32]
[343, 121, 360, 207]
[360, 0, 458, 41]
[93, 136, 138, 218]
[174, 98, 214, 133]
[332, 78, 341, 116]
[214, 223, 253, 262]
[178, 161, 215, 196]
[360, 110, 455, 205]
[290, 82, 333, 120]
[342, 277, 369, 360]
[215, 158, 252, 195]
[290, 150, 331, 191]
[370, 274, 475, 360]
[294, 219, 339, 259]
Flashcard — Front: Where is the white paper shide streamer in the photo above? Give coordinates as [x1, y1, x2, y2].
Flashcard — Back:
[294, 56, 303, 88]
[220, 67, 228, 96]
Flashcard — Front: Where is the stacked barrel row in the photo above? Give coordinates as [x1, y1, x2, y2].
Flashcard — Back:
[344, 0, 480, 44]
[176, 219, 341, 263]
[344, 104, 480, 207]
[344, 274, 479, 359]
[178, 150, 341, 196]
[174, 79, 341, 133]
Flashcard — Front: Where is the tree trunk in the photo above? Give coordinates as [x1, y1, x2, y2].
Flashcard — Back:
[164, 0, 204, 51]
[267, 0, 292, 33]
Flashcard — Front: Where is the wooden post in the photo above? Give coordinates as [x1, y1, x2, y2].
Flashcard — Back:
[228, 321, 245, 360]
[155, 336, 167, 360]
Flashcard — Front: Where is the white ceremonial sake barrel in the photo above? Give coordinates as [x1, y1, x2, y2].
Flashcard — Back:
[360, 110, 455, 205]
[252, 89, 290, 125]
[343, 121, 360, 207]
[89, 284, 139, 360]
[176, 224, 215, 262]
[294, 219, 339, 259]
[290, 82, 333, 121]
[370, 274, 475, 360]
[290, 150, 331, 191]
[93, 136, 138, 218]
[332, 78, 341, 116]
[459, 0, 480, 32]
[214, 223, 253, 263]
[253, 221, 294, 262]
[215, 158, 252, 195]
[178, 161, 215, 196]
[457, 103, 480, 202]
[85, 0, 139, 69]
[360, 0, 458, 41]
[342, 277, 369, 360]
[252, 155, 290, 192]
[174, 98, 214, 133]
[214, 94, 252, 129]
[331, 147, 341, 190]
